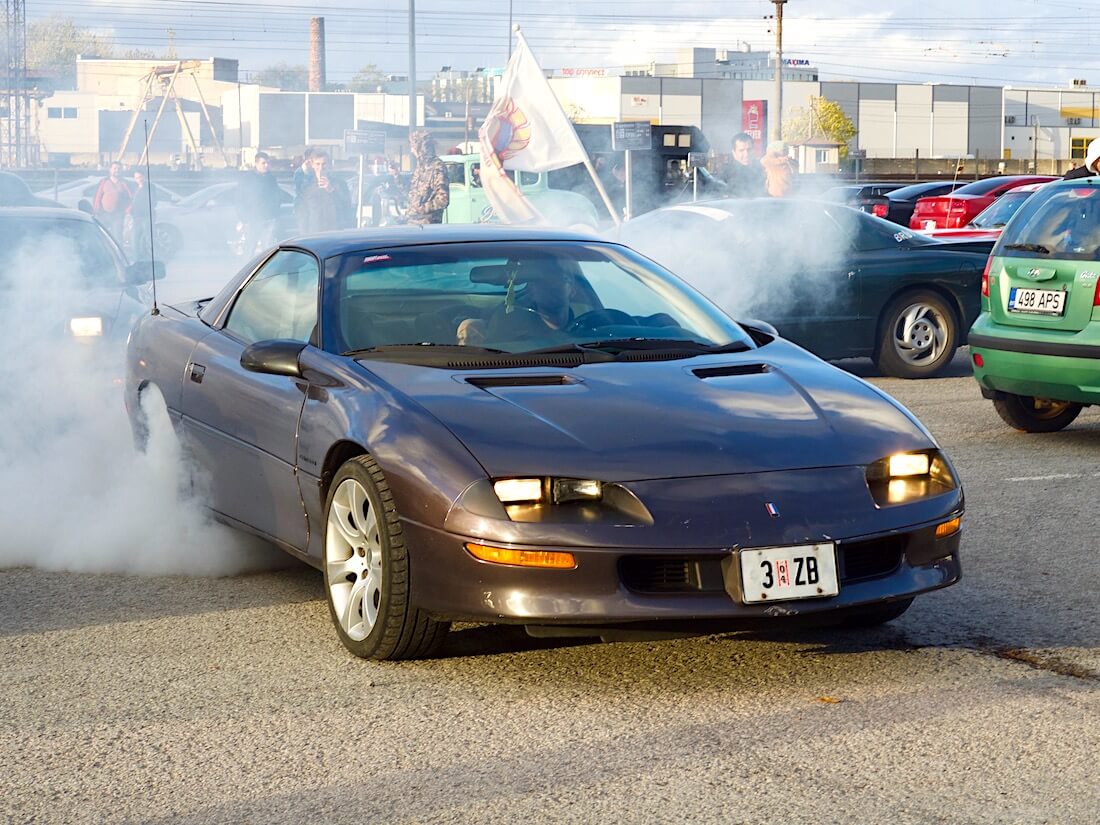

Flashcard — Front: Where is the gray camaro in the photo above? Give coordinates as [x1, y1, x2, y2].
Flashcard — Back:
[125, 225, 963, 660]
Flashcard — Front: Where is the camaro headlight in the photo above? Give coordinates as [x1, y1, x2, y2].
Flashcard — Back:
[866, 450, 957, 506]
[69, 316, 104, 337]
[492, 477, 604, 505]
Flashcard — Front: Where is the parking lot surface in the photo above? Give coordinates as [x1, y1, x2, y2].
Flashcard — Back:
[3, 353, 1099, 824]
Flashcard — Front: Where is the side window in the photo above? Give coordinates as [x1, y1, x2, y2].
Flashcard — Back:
[224, 250, 319, 344]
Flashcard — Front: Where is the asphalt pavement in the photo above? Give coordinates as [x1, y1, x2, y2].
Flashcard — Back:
[3, 351, 1099, 823]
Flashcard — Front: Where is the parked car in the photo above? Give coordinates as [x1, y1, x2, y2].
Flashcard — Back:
[124, 225, 963, 659]
[922, 181, 1051, 242]
[36, 175, 181, 213]
[0, 207, 160, 351]
[617, 199, 992, 378]
[970, 177, 1100, 431]
[2, 171, 62, 207]
[910, 175, 1056, 230]
[442, 153, 600, 227]
[154, 181, 295, 259]
[871, 181, 968, 226]
[822, 182, 908, 213]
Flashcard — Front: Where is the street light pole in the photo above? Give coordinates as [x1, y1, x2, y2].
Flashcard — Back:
[772, 0, 787, 144]
[408, 0, 417, 167]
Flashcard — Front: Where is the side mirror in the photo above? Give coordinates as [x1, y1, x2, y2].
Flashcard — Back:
[739, 318, 779, 340]
[240, 339, 307, 378]
[125, 259, 166, 285]
[77, 198, 93, 214]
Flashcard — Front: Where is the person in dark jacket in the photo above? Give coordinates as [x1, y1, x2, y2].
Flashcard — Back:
[1064, 139, 1100, 179]
[295, 150, 352, 233]
[405, 130, 450, 225]
[726, 132, 765, 197]
[236, 151, 285, 252]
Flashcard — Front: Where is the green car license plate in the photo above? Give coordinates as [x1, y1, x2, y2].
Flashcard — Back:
[1008, 287, 1066, 316]
[739, 543, 838, 604]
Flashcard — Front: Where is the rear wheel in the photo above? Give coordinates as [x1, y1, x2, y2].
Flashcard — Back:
[992, 393, 1083, 433]
[323, 454, 449, 660]
[875, 290, 958, 378]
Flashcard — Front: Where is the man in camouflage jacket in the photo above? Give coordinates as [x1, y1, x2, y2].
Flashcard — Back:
[406, 130, 450, 225]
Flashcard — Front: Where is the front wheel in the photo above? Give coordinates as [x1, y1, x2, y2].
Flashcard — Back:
[992, 393, 1083, 433]
[323, 454, 449, 660]
[875, 290, 958, 378]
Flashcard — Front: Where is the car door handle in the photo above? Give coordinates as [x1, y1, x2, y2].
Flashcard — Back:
[189, 363, 206, 384]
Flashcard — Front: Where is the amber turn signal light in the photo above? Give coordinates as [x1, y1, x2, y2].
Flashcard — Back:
[465, 543, 577, 569]
[935, 517, 962, 539]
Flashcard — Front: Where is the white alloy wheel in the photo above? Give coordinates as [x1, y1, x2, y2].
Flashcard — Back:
[326, 477, 384, 641]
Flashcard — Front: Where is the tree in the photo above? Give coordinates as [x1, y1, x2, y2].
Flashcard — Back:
[252, 62, 309, 91]
[24, 15, 115, 90]
[784, 96, 858, 158]
[347, 64, 385, 93]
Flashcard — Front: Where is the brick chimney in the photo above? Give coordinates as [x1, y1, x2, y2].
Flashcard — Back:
[309, 17, 326, 92]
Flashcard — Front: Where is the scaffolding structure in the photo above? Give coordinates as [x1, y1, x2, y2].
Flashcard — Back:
[1, 0, 31, 168]
[117, 60, 229, 168]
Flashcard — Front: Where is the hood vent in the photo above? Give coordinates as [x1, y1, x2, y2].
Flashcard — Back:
[466, 374, 573, 388]
[446, 354, 586, 370]
[693, 363, 769, 379]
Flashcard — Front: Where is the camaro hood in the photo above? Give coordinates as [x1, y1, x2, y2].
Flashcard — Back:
[357, 344, 934, 481]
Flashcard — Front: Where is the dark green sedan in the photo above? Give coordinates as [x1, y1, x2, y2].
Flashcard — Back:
[618, 199, 991, 378]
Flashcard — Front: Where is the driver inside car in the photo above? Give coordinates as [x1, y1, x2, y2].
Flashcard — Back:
[469, 260, 579, 344]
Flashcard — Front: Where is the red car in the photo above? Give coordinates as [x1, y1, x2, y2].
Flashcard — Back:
[920, 181, 1051, 241]
[910, 175, 1056, 230]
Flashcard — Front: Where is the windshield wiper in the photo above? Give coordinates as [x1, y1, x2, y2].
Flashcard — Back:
[524, 338, 750, 356]
[345, 343, 507, 356]
[1004, 242, 1051, 254]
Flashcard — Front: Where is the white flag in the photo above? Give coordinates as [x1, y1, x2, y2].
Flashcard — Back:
[478, 33, 589, 223]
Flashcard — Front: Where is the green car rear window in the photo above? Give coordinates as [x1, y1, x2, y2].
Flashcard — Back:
[997, 183, 1100, 261]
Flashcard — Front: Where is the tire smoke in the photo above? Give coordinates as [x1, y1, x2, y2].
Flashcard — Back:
[0, 231, 283, 577]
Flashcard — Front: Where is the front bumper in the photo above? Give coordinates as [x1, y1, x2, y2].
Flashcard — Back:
[970, 322, 1100, 405]
[405, 517, 962, 626]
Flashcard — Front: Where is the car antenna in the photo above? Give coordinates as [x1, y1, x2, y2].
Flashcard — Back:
[143, 119, 160, 316]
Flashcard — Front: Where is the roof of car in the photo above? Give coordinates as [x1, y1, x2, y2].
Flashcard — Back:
[0, 206, 96, 222]
[279, 224, 605, 257]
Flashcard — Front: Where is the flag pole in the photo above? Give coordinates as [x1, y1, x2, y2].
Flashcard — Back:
[514, 27, 621, 226]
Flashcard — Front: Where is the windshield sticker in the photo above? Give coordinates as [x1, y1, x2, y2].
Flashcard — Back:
[894, 230, 913, 242]
[363, 255, 392, 264]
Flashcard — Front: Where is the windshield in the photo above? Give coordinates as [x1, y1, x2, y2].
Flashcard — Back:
[0, 217, 126, 289]
[995, 183, 1100, 261]
[323, 241, 754, 357]
[970, 190, 1033, 228]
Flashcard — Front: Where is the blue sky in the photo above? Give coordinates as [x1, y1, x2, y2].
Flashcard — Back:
[37, 0, 1100, 87]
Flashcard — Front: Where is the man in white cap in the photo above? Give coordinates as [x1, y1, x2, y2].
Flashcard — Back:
[1065, 138, 1100, 179]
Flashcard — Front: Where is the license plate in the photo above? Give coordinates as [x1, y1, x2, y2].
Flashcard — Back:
[922, 219, 937, 230]
[1008, 287, 1066, 316]
[739, 543, 839, 604]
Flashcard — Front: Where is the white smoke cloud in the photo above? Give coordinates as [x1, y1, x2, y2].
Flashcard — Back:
[0, 230, 283, 577]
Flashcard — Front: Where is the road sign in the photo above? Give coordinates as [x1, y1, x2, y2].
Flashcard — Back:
[344, 129, 387, 156]
[612, 121, 652, 152]
[687, 152, 708, 169]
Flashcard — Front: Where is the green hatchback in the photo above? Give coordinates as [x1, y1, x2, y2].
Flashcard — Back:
[970, 177, 1100, 431]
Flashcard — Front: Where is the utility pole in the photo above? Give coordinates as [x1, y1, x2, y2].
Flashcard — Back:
[2, 0, 29, 167]
[408, 0, 417, 167]
[771, 0, 787, 144]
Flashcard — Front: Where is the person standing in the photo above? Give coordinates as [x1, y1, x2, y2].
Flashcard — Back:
[236, 151, 285, 253]
[293, 147, 317, 197]
[726, 132, 765, 197]
[1065, 138, 1100, 179]
[405, 130, 450, 225]
[761, 141, 798, 198]
[92, 162, 132, 244]
[295, 150, 352, 234]
[128, 170, 157, 260]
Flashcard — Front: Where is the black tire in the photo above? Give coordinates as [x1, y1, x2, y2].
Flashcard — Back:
[992, 393, 1083, 433]
[154, 223, 181, 260]
[840, 597, 914, 627]
[875, 290, 959, 378]
[323, 454, 449, 660]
